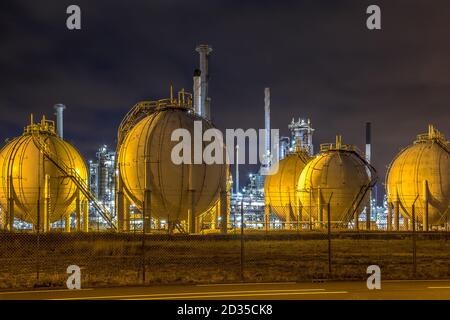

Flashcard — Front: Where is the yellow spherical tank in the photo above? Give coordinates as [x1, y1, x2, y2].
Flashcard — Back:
[386, 125, 449, 225]
[298, 136, 375, 224]
[118, 101, 228, 223]
[264, 150, 311, 221]
[0, 117, 88, 228]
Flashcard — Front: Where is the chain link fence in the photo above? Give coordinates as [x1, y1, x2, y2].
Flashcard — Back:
[1, 202, 450, 290]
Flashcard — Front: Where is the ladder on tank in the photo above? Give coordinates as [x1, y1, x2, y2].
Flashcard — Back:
[32, 133, 117, 230]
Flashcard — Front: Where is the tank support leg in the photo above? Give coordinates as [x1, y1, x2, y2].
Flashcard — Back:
[117, 191, 125, 232]
[298, 206, 302, 231]
[143, 189, 152, 233]
[212, 202, 219, 230]
[43, 174, 50, 232]
[264, 204, 270, 232]
[220, 191, 228, 234]
[286, 205, 292, 230]
[187, 189, 196, 234]
[366, 200, 371, 231]
[76, 192, 81, 231]
[7, 175, 14, 231]
[155, 218, 161, 230]
[65, 214, 71, 232]
[7, 198, 14, 231]
[83, 200, 89, 232]
[354, 211, 359, 231]
[387, 203, 392, 231]
[0, 208, 5, 230]
[125, 198, 130, 232]
[317, 188, 323, 230]
[394, 201, 400, 231]
[404, 216, 410, 231]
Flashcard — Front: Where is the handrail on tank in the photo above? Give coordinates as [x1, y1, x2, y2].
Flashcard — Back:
[414, 124, 450, 153]
[319, 142, 364, 158]
[117, 87, 193, 146]
[24, 115, 57, 136]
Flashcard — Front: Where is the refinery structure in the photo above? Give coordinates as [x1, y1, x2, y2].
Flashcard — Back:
[0, 45, 448, 234]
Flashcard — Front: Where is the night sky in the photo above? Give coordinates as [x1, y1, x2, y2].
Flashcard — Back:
[1, 0, 449, 201]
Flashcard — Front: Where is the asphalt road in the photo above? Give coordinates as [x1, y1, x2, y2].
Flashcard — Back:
[1, 280, 450, 300]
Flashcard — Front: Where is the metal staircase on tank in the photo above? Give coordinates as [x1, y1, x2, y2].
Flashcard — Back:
[345, 181, 374, 225]
[31, 133, 117, 230]
[344, 152, 378, 227]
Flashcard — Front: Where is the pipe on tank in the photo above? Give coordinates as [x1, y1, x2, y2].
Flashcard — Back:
[54, 104, 66, 139]
[193, 69, 202, 116]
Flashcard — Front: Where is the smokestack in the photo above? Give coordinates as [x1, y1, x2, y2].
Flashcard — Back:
[195, 44, 212, 120]
[365, 122, 371, 163]
[193, 69, 202, 116]
[54, 104, 66, 139]
[235, 145, 239, 195]
[264, 87, 270, 166]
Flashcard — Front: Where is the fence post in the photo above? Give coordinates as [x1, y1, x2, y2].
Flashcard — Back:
[327, 202, 332, 277]
[412, 195, 419, 279]
[327, 193, 333, 278]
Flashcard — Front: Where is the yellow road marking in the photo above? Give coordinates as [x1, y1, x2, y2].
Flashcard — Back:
[428, 287, 450, 289]
[197, 282, 297, 287]
[53, 288, 326, 300]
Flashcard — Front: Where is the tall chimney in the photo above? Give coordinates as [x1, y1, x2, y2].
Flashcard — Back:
[193, 69, 202, 116]
[235, 145, 239, 195]
[365, 122, 372, 230]
[195, 44, 212, 120]
[365, 122, 371, 164]
[264, 88, 270, 166]
[54, 104, 66, 139]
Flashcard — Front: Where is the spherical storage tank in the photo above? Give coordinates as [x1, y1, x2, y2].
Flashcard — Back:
[0, 117, 88, 228]
[264, 149, 311, 221]
[386, 125, 449, 225]
[118, 98, 228, 222]
[298, 136, 375, 224]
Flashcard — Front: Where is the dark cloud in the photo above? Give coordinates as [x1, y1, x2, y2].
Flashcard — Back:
[1, 0, 449, 202]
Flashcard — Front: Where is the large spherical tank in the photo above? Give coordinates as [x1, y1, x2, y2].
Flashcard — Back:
[0, 120, 88, 225]
[264, 151, 311, 221]
[298, 143, 371, 223]
[118, 108, 228, 221]
[386, 126, 449, 224]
